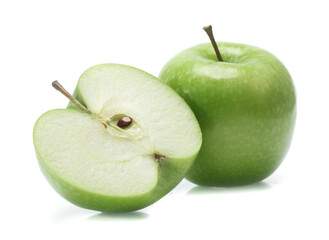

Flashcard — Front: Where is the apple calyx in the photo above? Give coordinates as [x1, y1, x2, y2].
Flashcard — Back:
[153, 153, 167, 166]
[203, 25, 223, 62]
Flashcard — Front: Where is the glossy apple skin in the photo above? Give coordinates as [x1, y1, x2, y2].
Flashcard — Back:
[159, 42, 296, 186]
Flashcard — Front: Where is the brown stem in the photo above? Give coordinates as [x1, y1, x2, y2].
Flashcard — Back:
[203, 25, 223, 62]
[52, 80, 91, 114]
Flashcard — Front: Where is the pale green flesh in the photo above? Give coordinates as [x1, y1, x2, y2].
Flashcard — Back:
[34, 109, 158, 197]
[34, 64, 202, 210]
[71, 64, 201, 158]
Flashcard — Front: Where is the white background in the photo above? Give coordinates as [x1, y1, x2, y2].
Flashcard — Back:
[1, 0, 328, 239]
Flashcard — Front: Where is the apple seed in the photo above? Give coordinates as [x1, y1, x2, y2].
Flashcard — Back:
[117, 116, 133, 128]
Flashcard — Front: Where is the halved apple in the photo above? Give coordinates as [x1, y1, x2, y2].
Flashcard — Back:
[33, 64, 202, 212]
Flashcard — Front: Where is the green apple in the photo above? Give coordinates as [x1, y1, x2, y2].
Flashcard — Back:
[33, 63, 202, 212]
[159, 26, 296, 186]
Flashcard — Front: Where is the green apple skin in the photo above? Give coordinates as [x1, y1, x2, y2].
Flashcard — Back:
[159, 42, 296, 186]
[33, 64, 202, 212]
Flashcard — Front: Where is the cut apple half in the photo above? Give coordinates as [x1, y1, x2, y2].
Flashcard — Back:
[33, 64, 202, 212]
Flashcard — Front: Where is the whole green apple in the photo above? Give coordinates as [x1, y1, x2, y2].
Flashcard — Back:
[33, 64, 202, 212]
[159, 27, 296, 186]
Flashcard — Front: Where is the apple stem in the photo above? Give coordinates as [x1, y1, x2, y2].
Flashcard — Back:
[52, 80, 91, 114]
[203, 25, 223, 62]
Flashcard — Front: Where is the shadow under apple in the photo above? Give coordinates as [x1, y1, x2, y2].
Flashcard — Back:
[86, 211, 149, 221]
[187, 181, 271, 195]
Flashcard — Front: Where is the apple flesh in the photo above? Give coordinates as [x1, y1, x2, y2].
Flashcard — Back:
[159, 42, 296, 186]
[33, 64, 202, 212]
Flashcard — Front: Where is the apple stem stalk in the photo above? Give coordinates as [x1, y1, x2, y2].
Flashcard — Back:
[203, 25, 223, 62]
[52, 81, 91, 114]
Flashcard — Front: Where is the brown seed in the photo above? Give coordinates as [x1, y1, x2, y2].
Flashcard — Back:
[117, 116, 133, 128]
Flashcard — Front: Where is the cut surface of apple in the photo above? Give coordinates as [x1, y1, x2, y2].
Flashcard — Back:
[33, 64, 202, 212]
